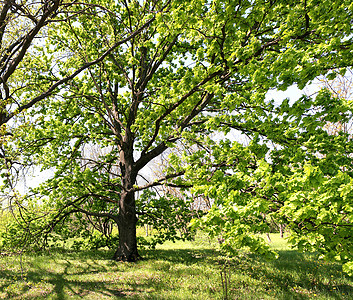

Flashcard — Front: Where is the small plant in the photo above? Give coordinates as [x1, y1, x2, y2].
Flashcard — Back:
[220, 261, 231, 300]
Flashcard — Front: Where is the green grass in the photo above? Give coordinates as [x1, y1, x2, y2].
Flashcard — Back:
[0, 234, 352, 299]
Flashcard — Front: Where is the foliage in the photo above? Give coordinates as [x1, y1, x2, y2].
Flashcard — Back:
[1, 0, 353, 263]
[137, 190, 198, 248]
[188, 88, 353, 273]
[0, 195, 118, 252]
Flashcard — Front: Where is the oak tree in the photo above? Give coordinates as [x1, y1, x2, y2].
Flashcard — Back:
[2, 0, 353, 264]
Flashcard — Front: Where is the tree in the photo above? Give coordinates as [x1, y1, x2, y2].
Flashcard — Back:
[2, 0, 353, 263]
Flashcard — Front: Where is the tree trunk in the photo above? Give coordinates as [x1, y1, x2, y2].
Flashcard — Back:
[113, 189, 140, 261]
[113, 142, 140, 262]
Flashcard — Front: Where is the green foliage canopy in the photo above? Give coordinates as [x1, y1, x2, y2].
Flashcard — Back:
[1, 0, 353, 265]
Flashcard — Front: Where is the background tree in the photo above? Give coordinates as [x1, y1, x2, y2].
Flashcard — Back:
[2, 0, 353, 264]
[320, 69, 353, 136]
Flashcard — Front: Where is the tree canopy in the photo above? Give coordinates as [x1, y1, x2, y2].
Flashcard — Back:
[1, 0, 353, 270]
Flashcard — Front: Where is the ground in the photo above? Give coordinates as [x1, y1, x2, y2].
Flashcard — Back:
[0, 234, 352, 299]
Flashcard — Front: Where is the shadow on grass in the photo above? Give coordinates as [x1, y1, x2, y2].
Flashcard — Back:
[0, 248, 352, 299]
[0, 250, 128, 299]
[0, 248, 211, 299]
[0, 268, 130, 299]
[231, 250, 353, 299]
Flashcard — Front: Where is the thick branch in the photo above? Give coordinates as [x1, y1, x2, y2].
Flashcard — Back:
[131, 170, 187, 192]
[1, 0, 60, 83]
[72, 205, 119, 222]
[141, 70, 223, 157]
[1, 15, 155, 126]
[0, 1, 10, 46]
[135, 135, 179, 171]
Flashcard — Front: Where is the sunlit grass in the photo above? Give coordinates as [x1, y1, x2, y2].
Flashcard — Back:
[0, 233, 352, 299]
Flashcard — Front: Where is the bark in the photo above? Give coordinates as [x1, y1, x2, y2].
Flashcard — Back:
[113, 189, 140, 261]
[113, 139, 140, 262]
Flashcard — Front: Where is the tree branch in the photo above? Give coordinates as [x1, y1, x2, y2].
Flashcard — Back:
[1, 15, 156, 126]
[140, 70, 224, 157]
[131, 171, 187, 192]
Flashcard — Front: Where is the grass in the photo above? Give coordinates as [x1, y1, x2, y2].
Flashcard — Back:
[0, 233, 352, 299]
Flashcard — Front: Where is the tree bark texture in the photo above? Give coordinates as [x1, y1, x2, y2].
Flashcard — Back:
[113, 189, 140, 261]
[113, 141, 140, 262]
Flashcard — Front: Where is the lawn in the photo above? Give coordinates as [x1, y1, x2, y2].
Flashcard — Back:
[0, 234, 352, 299]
